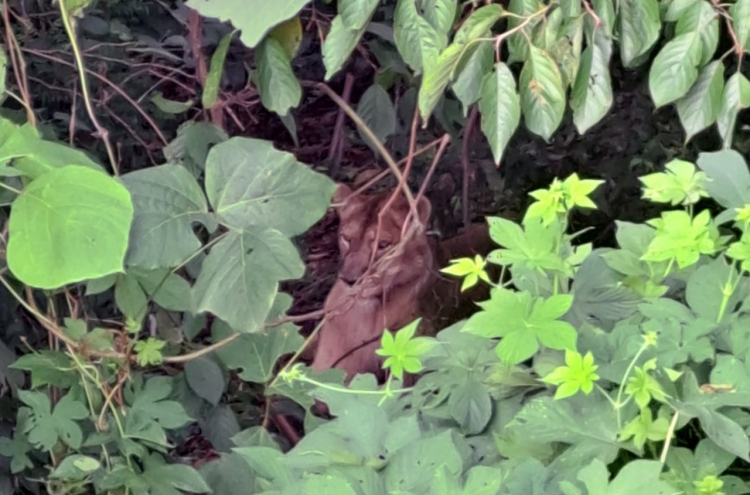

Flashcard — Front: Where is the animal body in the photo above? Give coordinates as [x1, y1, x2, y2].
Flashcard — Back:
[310, 183, 493, 383]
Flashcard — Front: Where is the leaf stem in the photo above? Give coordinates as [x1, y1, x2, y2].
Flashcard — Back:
[57, 0, 118, 174]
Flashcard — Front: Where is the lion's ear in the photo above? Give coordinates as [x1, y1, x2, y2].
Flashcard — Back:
[416, 195, 432, 224]
[332, 183, 353, 204]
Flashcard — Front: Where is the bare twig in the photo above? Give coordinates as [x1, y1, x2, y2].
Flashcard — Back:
[461, 107, 478, 227]
[2, 1, 35, 125]
[328, 72, 355, 167]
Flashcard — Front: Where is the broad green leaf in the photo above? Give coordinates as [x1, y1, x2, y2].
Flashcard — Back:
[385, 431, 463, 494]
[185, 0, 310, 48]
[339, 0, 379, 30]
[422, 0, 457, 36]
[648, 32, 701, 108]
[589, 0, 615, 38]
[731, 0, 750, 51]
[269, 17, 304, 59]
[520, 46, 566, 141]
[507, 0, 542, 63]
[130, 268, 193, 312]
[125, 376, 192, 441]
[665, 0, 700, 22]
[202, 29, 236, 109]
[322, 16, 367, 80]
[571, 30, 613, 134]
[213, 320, 302, 383]
[577, 458, 676, 495]
[453, 4, 504, 44]
[193, 229, 304, 333]
[200, 453, 258, 494]
[163, 121, 228, 176]
[51, 455, 100, 481]
[357, 83, 396, 151]
[11, 351, 77, 389]
[448, 379, 492, 435]
[115, 273, 148, 324]
[142, 454, 212, 494]
[0, 121, 104, 179]
[185, 356, 225, 406]
[696, 149, 750, 209]
[717, 72, 750, 149]
[19, 391, 88, 451]
[639, 299, 714, 366]
[676, 60, 724, 142]
[687, 252, 743, 324]
[619, 0, 661, 68]
[8, 166, 133, 289]
[418, 42, 464, 121]
[122, 164, 210, 269]
[547, 16, 584, 88]
[394, 0, 445, 74]
[205, 137, 335, 236]
[256, 36, 302, 116]
[452, 42, 493, 114]
[478, 62, 520, 165]
[675, 1, 719, 66]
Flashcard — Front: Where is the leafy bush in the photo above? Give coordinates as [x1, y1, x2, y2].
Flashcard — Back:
[3, 0, 750, 494]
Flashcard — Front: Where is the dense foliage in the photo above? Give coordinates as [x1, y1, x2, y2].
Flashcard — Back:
[1, 0, 750, 494]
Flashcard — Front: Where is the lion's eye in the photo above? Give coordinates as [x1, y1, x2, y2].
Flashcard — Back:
[378, 240, 391, 250]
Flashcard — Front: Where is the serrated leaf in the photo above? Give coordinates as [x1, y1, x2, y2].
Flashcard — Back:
[418, 42, 464, 121]
[675, 0, 719, 66]
[619, 0, 661, 68]
[649, 32, 701, 108]
[422, 0, 457, 36]
[676, 60, 724, 143]
[205, 137, 335, 236]
[478, 62, 520, 165]
[453, 4, 504, 44]
[122, 164, 211, 269]
[394, 0, 445, 74]
[357, 83, 396, 151]
[520, 46, 566, 141]
[339, 0, 379, 30]
[717, 72, 750, 149]
[323, 16, 367, 80]
[203, 29, 236, 109]
[571, 30, 613, 134]
[193, 229, 304, 333]
[7, 166, 133, 289]
[256, 36, 302, 116]
[665, 0, 700, 22]
[185, 0, 309, 49]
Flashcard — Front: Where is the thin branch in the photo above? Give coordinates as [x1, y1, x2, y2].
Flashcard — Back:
[58, 0, 119, 174]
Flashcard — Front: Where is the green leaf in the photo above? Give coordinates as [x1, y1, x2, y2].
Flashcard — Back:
[385, 431, 463, 494]
[122, 164, 211, 269]
[571, 30, 613, 134]
[418, 43, 464, 121]
[356, 83, 396, 151]
[577, 458, 676, 495]
[134, 338, 166, 366]
[193, 229, 304, 333]
[151, 92, 194, 115]
[448, 379, 492, 435]
[214, 321, 302, 384]
[50, 454, 101, 481]
[453, 4, 504, 44]
[639, 299, 715, 366]
[126, 376, 192, 442]
[463, 288, 576, 365]
[163, 121, 228, 176]
[478, 62, 521, 166]
[642, 210, 719, 269]
[686, 256, 743, 323]
[542, 350, 600, 400]
[185, 356, 225, 405]
[142, 454, 212, 494]
[7, 165, 133, 289]
[452, 42, 493, 114]
[20, 391, 88, 451]
[731, 0, 750, 51]
[548, 16, 584, 88]
[507, 0, 542, 63]
[676, 60, 724, 143]
[322, 16, 368, 80]
[394, 0, 446, 74]
[665, 0, 700, 22]
[185, 0, 309, 48]
[200, 453, 258, 494]
[619, 0, 661, 68]
[696, 149, 750, 210]
[422, 0, 458, 36]
[256, 36, 302, 116]
[640, 158, 709, 206]
[675, 0, 719, 66]
[339, 0, 379, 30]
[0, 121, 104, 179]
[205, 137, 335, 236]
[520, 46, 566, 141]
[201, 29, 235, 109]
[619, 407, 670, 449]
[115, 273, 148, 325]
[648, 32, 701, 108]
[11, 351, 77, 389]
[717, 72, 750, 149]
